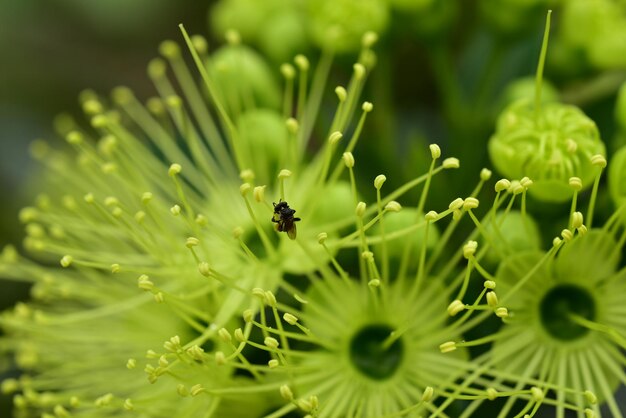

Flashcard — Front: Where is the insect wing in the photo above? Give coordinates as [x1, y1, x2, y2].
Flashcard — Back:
[287, 222, 297, 240]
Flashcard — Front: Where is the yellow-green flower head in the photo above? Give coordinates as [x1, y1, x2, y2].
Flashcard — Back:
[159, 146, 560, 416]
[559, 0, 626, 69]
[489, 224, 626, 417]
[435, 161, 623, 417]
[0, 27, 382, 417]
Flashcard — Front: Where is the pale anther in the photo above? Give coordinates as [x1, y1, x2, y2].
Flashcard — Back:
[264, 337, 279, 349]
[495, 307, 509, 318]
[278, 169, 292, 179]
[234, 328, 245, 342]
[429, 144, 441, 159]
[198, 262, 211, 277]
[584, 390, 597, 405]
[422, 387, 434, 402]
[486, 291, 499, 307]
[329, 131, 343, 145]
[520, 177, 533, 189]
[215, 351, 226, 365]
[190, 383, 205, 396]
[283, 313, 298, 325]
[240, 169, 255, 182]
[439, 341, 457, 353]
[590, 154, 607, 168]
[374, 174, 386, 189]
[264, 290, 277, 307]
[343, 152, 355, 168]
[561, 229, 573, 241]
[286, 118, 299, 134]
[187, 345, 204, 361]
[463, 241, 478, 259]
[571, 211, 583, 229]
[280, 385, 294, 401]
[484, 280, 496, 289]
[243, 309, 254, 323]
[569, 177, 583, 190]
[353, 63, 366, 80]
[218, 328, 232, 343]
[385, 201, 401, 212]
[486, 388, 498, 401]
[495, 179, 511, 192]
[448, 198, 464, 210]
[123, 399, 134, 411]
[442, 157, 460, 169]
[463, 197, 479, 210]
[335, 86, 347, 102]
[60, 255, 73, 268]
[530, 387, 544, 402]
[317, 232, 328, 244]
[280, 63, 295, 79]
[186, 237, 199, 248]
[294, 54, 310, 71]
[480, 168, 492, 181]
[239, 183, 251, 196]
[356, 202, 366, 217]
[447, 300, 465, 316]
[253, 186, 266, 202]
[362, 102, 373, 112]
[362, 31, 378, 48]
[425, 211, 438, 221]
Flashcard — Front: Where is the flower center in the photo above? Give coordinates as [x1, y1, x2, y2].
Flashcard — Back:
[539, 284, 595, 341]
[349, 324, 403, 380]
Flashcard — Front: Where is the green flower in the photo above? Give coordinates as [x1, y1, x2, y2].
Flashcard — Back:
[488, 11, 607, 203]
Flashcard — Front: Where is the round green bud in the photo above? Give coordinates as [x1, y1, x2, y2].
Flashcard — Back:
[237, 109, 288, 182]
[210, 0, 284, 41]
[306, 0, 389, 53]
[209, 44, 281, 110]
[499, 76, 559, 111]
[488, 99, 605, 202]
[257, 9, 309, 63]
[480, 210, 541, 267]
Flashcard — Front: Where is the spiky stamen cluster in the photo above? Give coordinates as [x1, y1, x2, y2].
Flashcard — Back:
[439, 156, 626, 418]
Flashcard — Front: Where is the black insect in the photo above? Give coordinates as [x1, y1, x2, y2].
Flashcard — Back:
[272, 200, 301, 240]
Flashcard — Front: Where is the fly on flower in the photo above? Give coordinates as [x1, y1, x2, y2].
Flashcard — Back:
[272, 200, 300, 240]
